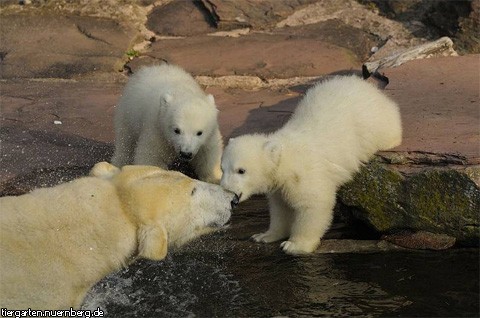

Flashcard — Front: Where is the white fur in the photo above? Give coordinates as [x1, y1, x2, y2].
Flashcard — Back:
[112, 64, 223, 183]
[221, 76, 402, 254]
[0, 163, 235, 309]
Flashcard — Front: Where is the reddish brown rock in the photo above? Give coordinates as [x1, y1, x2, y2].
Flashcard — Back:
[382, 231, 456, 250]
[128, 21, 372, 78]
[200, 0, 318, 30]
[134, 34, 358, 78]
[0, 14, 135, 78]
[383, 55, 480, 163]
[146, 0, 216, 36]
[209, 54, 480, 165]
[208, 86, 302, 139]
[277, 20, 379, 61]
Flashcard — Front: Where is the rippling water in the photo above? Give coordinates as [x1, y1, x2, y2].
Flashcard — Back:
[82, 196, 479, 317]
[4, 168, 476, 316]
[83, 234, 479, 317]
[3, 157, 477, 317]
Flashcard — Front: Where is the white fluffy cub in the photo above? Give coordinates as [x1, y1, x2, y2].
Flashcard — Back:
[112, 64, 223, 183]
[221, 76, 402, 255]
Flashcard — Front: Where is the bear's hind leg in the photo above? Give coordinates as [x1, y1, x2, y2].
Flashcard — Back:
[133, 130, 169, 169]
[111, 128, 136, 167]
[280, 195, 336, 255]
[252, 190, 293, 243]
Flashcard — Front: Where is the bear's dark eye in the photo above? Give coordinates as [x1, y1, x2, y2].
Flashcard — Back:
[174, 128, 181, 135]
[237, 168, 246, 175]
[196, 131, 203, 136]
[191, 187, 197, 196]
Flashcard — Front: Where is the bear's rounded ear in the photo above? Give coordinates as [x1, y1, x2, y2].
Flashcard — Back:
[90, 162, 120, 179]
[137, 223, 168, 261]
[263, 140, 282, 165]
[162, 93, 173, 105]
[206, 94, 215, 105]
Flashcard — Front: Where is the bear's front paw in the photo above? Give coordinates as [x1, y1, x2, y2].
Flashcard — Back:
[251, 231, 285, 243]
[280, 240, 318, 255]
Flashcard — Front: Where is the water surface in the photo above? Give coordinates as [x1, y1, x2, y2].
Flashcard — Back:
[83, 233, 479, 317]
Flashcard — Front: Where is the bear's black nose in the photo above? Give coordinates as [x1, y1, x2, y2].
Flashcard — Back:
[230, 194, 240, 209]
[179, 151, 193, 160]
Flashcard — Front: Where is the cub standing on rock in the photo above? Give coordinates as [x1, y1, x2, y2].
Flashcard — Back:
[220, 76, 402, 255]
[112, 64, 223, 183]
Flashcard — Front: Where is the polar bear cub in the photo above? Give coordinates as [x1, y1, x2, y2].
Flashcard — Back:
[112, 64, 223, 183]
[220, 76, 402, 255]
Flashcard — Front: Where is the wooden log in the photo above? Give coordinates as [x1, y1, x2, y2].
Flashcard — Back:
[363, 37, 457, 74]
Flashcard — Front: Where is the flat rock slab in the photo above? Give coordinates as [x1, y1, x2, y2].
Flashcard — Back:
[382, 231, 456, 250]
[0, 13, 135, 78]
[128, 20, 377, 78]
[199, 0, 318, 30]
[3, 55, 477, 183]
[0, 78, 124, 182]
[130, 35, 357, 78]
[383, 55, 479, 163]
[208, 86, 302, 139]
[211, 55, 479, 164]
[146, 0, 216, 37]
[0, 77, 298, 184]
[1, 53, 478, 245]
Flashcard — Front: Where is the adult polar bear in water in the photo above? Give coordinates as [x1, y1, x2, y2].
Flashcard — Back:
[220, 76, 402, 255]
[0, 162, 237, 309]
[112, 64, 223, 183]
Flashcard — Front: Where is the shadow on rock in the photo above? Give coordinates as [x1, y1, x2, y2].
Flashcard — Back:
[229, 94, 300, 138]
[0, 165, 92, 197]
[228, 69, 368, 138]
[0, 125, 113, 195]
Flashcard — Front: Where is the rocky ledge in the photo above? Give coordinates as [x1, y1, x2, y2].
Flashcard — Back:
[0, 0, 478, 250]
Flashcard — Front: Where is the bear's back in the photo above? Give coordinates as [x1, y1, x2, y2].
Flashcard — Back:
[275, 76, 401, 176]
[285, 76, 401, 150]
[0, 177, 121, 234]
[0, 176, 135, 310]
